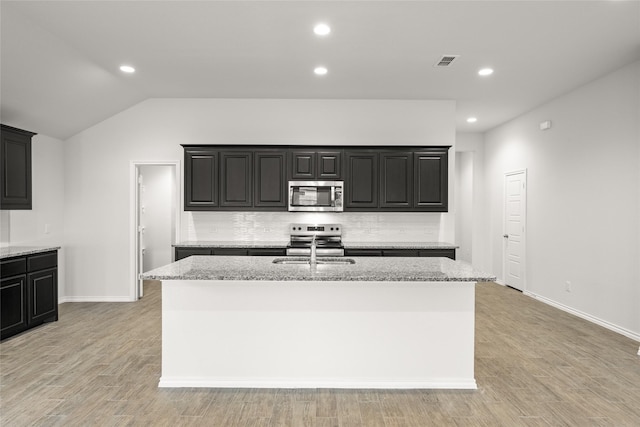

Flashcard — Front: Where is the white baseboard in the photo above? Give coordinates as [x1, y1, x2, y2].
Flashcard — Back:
[158, 377, 477, 390]
[524, 291, 640, 343]
[59, 296, 135, 303]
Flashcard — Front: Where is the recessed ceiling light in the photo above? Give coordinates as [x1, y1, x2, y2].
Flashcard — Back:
[314, 23, 331, 36]
[467, 117, 478, 123]
[314, 66, 328, 76]
[478, 68, 493, 76]
[119, 65, 135, 73]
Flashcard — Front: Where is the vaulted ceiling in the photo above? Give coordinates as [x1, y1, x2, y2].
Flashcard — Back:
[2, 1, 639, 140]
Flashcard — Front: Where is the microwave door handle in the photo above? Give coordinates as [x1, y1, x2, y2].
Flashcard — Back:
[331, 186, 335, 204]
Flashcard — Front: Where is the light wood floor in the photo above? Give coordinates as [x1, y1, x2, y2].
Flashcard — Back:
[1, 281, 640, 426]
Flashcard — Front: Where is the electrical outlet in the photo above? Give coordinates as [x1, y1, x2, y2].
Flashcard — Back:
[565, 281, 572, 292]
[44, 224, 50, 234]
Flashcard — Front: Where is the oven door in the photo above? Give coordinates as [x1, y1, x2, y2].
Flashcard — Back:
[288, 181, 339, 211]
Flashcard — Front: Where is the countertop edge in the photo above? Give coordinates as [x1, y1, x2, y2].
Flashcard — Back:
[0, 246, 61, 259]
[173, 241, 459, 249]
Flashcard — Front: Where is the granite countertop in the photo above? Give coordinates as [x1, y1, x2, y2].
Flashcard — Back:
[173, 240, 289, 248]
[0, 246, 61, 259]
[173, 241, 458, 249]
[142, 255, 495, 282]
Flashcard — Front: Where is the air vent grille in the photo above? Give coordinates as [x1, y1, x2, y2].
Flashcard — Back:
[434, 55, 460, 67]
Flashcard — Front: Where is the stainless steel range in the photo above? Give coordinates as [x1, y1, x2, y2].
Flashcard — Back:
[286, 224, 344, 257]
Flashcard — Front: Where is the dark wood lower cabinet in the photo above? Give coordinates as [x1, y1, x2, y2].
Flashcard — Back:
[1, 250, 58, 341]
[343, 249, 383, 257]
[344, 248, 455, 260]
[247, 248, 287, 256]
[0, 274, 27, 339]
[176, 247, 454, 261]
[175, 247, 286, 261]
[28, 268, 58, 325]
[175, 248, 212, 261]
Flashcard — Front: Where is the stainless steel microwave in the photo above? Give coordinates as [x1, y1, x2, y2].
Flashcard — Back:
[288, 181, 344, 212]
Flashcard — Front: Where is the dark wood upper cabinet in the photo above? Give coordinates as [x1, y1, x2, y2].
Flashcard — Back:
[290, 150, 342, 180]
[344, 151, 378, 209]
[254, 151, 286, 208]
[182, 145, 448, 212]
[414, 149, 448, 211]
[380, 151, 413, 209]
[317, 151, 342, 179]
[1, 124, 36, 210]
[290, 151, 315, 179]
[220, 151, 252, 208]
[184, 148, 218, 210]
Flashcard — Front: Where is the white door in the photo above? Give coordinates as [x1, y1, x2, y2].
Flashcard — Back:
[504, 170, 526, 291]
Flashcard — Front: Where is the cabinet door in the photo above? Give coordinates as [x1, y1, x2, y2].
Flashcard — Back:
[185, 149, 218, 210]
[414, 150, 448, 211]
[317, 151, 342, 179]
[254, 151, 287, 208]
[290, 151, 315, 180]
[1, 125, 35, 210]
[0, 274, 28, 340]
[28, 268, 58, 325]
[220, 152, 252, 208]
[345, 152, 378, 209]
[380, 152, 413, 208]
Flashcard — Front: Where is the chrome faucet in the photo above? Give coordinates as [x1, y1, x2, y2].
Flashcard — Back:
[310, 235, 317, 265]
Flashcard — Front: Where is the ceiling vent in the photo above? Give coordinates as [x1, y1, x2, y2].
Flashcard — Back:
[434, 55, 460, 67]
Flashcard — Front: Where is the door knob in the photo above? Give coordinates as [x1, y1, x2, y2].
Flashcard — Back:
[503, 234, 509, 238]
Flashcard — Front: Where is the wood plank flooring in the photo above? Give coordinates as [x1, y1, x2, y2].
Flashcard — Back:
[1, 281, 640, 426]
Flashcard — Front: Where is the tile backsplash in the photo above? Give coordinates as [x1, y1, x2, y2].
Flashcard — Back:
[183, 211, 454, 243]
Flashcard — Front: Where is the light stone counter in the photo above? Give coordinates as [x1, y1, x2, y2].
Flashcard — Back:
[142, 255, 494, 282]
[173, 240, 288, 248]
[0, 246, 61, 259]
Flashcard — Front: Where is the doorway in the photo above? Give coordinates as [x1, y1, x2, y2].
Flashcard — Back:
[503, 170, 527, 291]
[130, 161, 180, 300]
[455, 152, 474, 263]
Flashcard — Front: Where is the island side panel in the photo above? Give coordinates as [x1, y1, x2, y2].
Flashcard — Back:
[161, 280, 476, 389]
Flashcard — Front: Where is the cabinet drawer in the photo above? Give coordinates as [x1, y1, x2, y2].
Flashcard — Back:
[1, 257, 27, 278]
[27, 252, 57, 272]
[175, 248, 213, 261]
[248, 248, 286, 256]
[383, 249, 419, 257]
[344, 249, 383, 257]
[418, 249, 456, 260]
[212, 248, 248, 256]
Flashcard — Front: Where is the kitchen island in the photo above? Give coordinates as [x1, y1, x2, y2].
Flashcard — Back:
[142, 256, 495, 389]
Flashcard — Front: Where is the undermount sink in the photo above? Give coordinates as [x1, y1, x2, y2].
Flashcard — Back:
[272, 257, 356, 265]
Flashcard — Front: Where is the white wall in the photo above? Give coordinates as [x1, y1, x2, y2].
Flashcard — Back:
[483, 60, 640, 339]
[63, 99, 456, 300]
[4, 134, 66, 298]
